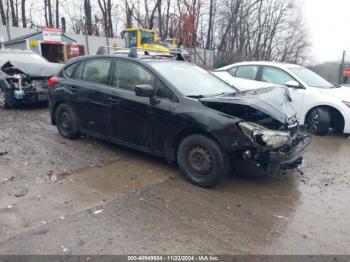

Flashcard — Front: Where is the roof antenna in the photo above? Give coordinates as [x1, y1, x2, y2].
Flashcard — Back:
[96, 46, 107, 55]
[128, 47, 138, 58]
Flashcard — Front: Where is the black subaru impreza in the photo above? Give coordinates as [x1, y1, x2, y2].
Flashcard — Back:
[48, 52, 311, 188]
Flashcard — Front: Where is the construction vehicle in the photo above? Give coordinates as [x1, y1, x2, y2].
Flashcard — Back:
[164, 38, 177, 48]
[121, 28, 170, 53]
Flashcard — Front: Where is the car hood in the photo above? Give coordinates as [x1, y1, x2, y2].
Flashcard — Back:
[1, 60, 63, 78]
[200, 86, 297, 124]
[318, 86, 350, 102]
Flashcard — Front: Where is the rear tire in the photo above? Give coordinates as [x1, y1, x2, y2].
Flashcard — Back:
[306, 107, 330, 136]
[177, 134, 229, 188]
[55, 103, 80, 139]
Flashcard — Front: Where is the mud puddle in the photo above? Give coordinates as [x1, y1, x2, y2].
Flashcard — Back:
[56, 156, 178, 199]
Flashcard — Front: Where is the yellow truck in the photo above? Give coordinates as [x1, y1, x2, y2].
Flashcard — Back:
[121, 28, 170, 53]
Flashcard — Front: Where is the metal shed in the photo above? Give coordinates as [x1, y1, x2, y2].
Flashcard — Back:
[3, 28, 83, 63]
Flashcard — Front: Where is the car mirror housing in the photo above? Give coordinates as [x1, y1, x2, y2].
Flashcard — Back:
[286, 80, 301, 88]
[135, 85, 155, 98]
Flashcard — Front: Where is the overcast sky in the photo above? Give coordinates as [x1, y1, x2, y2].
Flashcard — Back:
[304, 0, 350, 63]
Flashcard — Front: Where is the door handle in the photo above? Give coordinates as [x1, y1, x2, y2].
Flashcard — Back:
[108, 97, 121, 105]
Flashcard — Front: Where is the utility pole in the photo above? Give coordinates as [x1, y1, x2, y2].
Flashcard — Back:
[339, 50, 346, 85]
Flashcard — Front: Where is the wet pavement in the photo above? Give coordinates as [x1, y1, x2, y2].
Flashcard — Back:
[0, 106, 350, 255]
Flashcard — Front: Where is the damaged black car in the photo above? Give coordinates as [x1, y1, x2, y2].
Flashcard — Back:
[48, 53, 311, 188]
[0, 49, 63, 109]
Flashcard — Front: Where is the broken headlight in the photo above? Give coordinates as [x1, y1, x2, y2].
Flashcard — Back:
[7, 74, 24, 90]
[239, 122, 292, 149]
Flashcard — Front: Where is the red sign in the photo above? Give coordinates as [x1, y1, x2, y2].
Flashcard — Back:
[70, 42, 80, 56]
[343, 68, 350, 77]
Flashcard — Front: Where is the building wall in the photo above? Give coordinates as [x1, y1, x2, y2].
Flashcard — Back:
[4, 40, 27, 50]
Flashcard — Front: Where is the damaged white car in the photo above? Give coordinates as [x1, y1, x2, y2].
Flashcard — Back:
[0, 49, 63, 109]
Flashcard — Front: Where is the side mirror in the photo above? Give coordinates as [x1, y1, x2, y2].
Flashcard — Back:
[135, 85, 154, 98]
[286, 80, 301, 88]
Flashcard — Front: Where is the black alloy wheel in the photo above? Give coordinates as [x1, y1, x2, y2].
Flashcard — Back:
[306, 107, 330, 136]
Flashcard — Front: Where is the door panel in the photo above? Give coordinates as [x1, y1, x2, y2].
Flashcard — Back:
[109, 59, 178, 153]
[69, 58, 113, 137]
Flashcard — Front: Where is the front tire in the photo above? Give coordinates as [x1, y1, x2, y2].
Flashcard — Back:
[55, 103, 80, 139]
[177, 134, 229, 188]
[0, 86, 16, 109]
[306, 107, 330, 135]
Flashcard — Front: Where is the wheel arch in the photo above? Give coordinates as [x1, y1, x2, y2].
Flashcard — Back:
[304, 105, 345, 131]
[165, 127, 222, 164]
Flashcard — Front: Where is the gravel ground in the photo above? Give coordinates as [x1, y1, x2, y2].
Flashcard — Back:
[0, 105, 349, 255]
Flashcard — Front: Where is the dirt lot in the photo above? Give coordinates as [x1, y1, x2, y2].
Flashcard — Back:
[0, 105, 350, 255]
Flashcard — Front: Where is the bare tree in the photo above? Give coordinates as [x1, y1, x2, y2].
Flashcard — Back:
[9, 0, 18, 26]
[0, 0, 6, 25]
[125, 0, 134, 28]
[84, 0, 93, 35]
[44, 0, 53, 27]
[98, 0, 113, 37]
[55, 0, 59, 28]
[205, 0, 215, 49]
[21, 0, 26, 27]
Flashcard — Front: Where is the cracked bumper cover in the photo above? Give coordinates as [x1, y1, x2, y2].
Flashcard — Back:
[267, 135, 311, 168]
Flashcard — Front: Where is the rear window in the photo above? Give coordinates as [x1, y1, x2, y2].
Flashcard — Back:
[81, 59, 112, 85]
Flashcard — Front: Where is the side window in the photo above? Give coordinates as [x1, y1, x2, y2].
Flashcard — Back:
[154, 79, 175, 101]
[228, 66, 238, 76]
[74, 62, 85, 80]
[112, 60, 154, 91]
[235, 65, 259, 80]
[112, 60, 175, 101]
[261, 67, 295, 85]
[81, 59, 112, 84]
[63, 63, 79, 78]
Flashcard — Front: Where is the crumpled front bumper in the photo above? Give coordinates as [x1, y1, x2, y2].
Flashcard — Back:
[268, 135, 311, 169]
[235, 134, 311, 172]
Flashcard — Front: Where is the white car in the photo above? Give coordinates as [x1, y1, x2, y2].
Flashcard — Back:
[213, 61, 350, 135]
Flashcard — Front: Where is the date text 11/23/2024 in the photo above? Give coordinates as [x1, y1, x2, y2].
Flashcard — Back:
[127, 255, 220, 261]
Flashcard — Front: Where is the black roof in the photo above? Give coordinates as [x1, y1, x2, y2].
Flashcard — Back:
[4, 30, 76, 45]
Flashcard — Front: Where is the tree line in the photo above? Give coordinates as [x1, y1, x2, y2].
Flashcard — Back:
[0, 0, 309, 64]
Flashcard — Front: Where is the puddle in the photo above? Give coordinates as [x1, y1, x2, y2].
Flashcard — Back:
[57, 156, 179, 198]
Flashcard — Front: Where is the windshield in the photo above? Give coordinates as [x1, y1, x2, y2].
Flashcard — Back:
[0, 52, 48, 64]
[149, 62, 236, 97]
[141, 31, 154, 44]
[289, 67, 333, 88]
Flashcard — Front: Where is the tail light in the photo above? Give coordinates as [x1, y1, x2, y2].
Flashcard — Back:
[48, 76, 58, 88]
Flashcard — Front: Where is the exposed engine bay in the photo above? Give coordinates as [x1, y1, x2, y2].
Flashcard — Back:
[2, 63, 48, 102]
